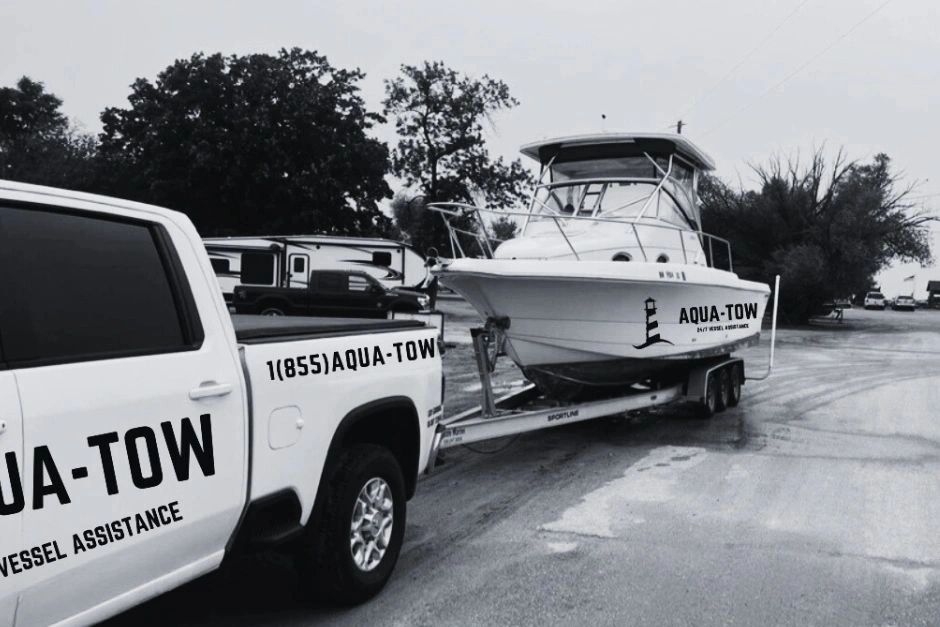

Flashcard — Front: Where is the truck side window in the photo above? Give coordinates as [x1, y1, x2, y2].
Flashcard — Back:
[241, 252, 275, 284]
[317, 273, 345, 292]
[348, 276, 370, 292]
[0, 205, 202, 368]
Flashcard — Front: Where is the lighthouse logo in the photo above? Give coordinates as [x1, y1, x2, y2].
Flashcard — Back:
[633, 297, 674, 349]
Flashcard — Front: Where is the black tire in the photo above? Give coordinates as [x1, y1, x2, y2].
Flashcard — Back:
[716, 368, 730, 412]
[700, 374, 719, 418]
[727, 364, 742, 407]
[259, 302, 286, 316]
[296, 444, 406, 605]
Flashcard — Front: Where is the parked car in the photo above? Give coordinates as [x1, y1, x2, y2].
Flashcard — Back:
[863, 291, 887, 310]
[0, 180, 443, 625]
[233, 270, 430, 317]
[892, 295, 916, 311]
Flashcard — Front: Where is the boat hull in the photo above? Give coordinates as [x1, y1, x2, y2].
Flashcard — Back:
[437, 259, 770, 388]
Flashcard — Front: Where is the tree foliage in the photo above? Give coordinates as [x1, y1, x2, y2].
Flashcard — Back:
[491, 215, 519, 242]
[98, 48, 393, 236]
[383, 61, 532, 255]
[0, 77, 98, 189]
[701, 149, 935, 322]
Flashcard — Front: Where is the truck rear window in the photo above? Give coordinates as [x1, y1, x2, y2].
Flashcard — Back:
[0, 205, 199, 367]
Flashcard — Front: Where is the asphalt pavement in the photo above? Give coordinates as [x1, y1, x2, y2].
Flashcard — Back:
[106, 306, 940, 626]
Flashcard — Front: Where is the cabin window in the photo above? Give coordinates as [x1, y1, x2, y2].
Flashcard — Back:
[672, 160, 694, 185]
[372, 251, 393, 267]
[210, 258, 230, 273]
[241, 252, 276, 285]
[292, 256, 306, 273]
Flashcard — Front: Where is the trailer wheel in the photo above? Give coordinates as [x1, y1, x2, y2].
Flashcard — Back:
[296, 444, 406, 605]
[727, 364, 742, 407]
[716, 368, 730, 412]
[700, 374, 720, 418]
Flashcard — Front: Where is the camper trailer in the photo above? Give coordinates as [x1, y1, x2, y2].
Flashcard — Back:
[204, 235, 429, 303]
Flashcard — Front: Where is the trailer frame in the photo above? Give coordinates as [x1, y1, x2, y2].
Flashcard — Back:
[428, 323, 753, 469]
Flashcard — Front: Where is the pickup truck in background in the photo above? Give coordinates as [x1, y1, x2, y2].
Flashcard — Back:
[232, 270, 429, 317]
[0, 181, 443, 626]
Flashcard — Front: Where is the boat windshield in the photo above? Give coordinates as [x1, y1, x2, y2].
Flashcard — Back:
[524, 154, 699, 232]
[529, 180, 694, 229]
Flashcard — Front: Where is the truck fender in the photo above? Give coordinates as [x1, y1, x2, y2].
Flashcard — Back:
[327, 396, 420, 495]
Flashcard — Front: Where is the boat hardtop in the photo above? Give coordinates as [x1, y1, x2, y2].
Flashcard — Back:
[519, 132, 716, 171]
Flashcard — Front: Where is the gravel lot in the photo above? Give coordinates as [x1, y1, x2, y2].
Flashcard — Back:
[106, 305, 940, 626]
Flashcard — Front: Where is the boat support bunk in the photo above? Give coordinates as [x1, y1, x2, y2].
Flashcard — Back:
[426, 276, 780, 469]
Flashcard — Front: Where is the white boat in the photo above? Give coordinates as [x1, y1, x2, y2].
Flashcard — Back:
[428, 133, 771, 397]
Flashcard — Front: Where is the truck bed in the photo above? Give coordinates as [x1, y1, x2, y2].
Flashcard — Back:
[232, 314, 425, 343]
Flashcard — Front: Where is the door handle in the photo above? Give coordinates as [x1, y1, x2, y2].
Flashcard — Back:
[189, 381, 233, 400]
[0, 420, 6, 435]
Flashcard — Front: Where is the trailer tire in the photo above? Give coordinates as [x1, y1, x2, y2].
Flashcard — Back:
[296, 444, 406, 605]
[700, 374, 720, 418]
[716, 368, 730, 412]
[727, 364, 742, 407]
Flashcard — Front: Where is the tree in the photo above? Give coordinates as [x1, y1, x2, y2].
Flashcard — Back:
[383, 61, 532, 255]
[700, 149, 935, 322]
[0, 77, 98, 189]
[98, 48, 392, 236]
[490, 215, 518, 248]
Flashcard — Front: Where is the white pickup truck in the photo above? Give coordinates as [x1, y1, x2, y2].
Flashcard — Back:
[0, 181, 443, 626]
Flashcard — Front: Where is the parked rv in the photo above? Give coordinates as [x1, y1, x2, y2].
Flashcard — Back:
[204, 235, 429, 304]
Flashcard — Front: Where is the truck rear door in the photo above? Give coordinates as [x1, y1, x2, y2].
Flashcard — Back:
[0, 370, 23, 625]
[0, 202, 248, 626]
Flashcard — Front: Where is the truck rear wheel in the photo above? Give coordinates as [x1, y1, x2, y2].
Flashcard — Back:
[260, 304, 286, 316]
[297, 444, 406, 605]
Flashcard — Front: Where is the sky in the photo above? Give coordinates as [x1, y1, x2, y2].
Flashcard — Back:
[2, 0, 938, 297]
